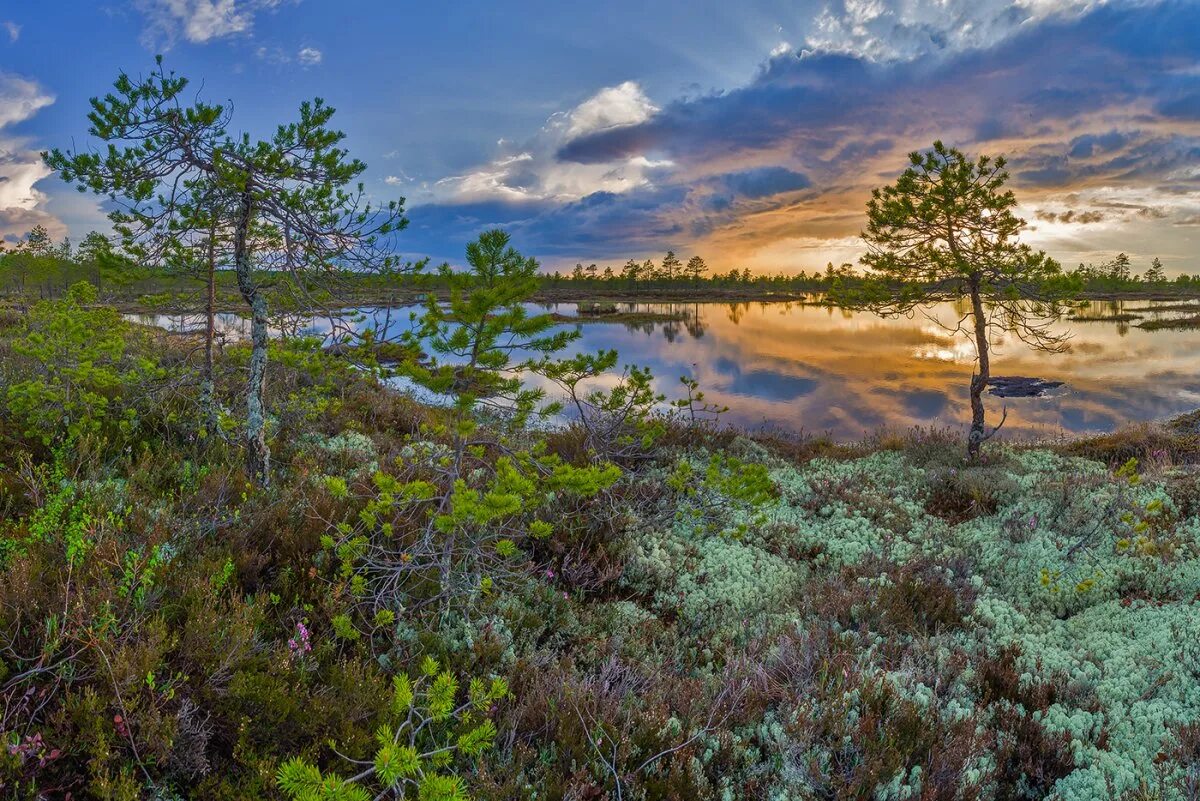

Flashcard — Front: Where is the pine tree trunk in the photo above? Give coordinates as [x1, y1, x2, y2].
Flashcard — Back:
[967, 275, 990, 459]
[233, 186, 270, 486]
[201, 226, 219, 437]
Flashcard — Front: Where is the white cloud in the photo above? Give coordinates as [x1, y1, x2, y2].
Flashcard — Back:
[0, 74, 52, 129]
[559, 81, 658, 140]
[0, 155, 51, 214]
[803, 0, 1126, 62]
[255, 42, 323, 67]
[428, 82, 671, 205]
[135, 0, 294, 48]
[1025, 185, 1200, 236]
[297, 46, 322, 65]
[0, 73, 64, 241]
[3, 21, 19, 43]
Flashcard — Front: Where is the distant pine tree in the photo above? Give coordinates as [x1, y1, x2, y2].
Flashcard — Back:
[660, 250, 681, 280]
[1144, 257, 1165, 283]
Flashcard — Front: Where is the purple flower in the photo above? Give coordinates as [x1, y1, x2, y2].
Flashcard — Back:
[288, 621, 312, 655]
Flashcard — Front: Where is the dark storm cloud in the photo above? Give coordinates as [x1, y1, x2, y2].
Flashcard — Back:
[1035, 209, 1107, 225]
[403, 186, 693, 262]
[716, 167, 811, 199]
[557, 2, 1200, 190]
[1068, 131, 1136, 159]
[411, 1, 1199, 265]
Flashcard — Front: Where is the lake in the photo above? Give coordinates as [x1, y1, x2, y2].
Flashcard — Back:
[131, 298, 1200, 440]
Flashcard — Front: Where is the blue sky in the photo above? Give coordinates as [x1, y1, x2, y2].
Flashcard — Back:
[1, 0, 1198, 273]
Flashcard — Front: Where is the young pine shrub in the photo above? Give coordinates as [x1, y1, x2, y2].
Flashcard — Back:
[394, 228, 578, 452]
[314, 433, 622, 623]
[276, 657, 507, 801]
[316, 231, 624, 621]
[536, 351, 667, 464]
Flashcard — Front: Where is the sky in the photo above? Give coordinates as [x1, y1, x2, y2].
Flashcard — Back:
[0, 0, 1198, 274]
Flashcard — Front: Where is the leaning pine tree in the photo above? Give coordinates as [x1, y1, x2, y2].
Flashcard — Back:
[837, 141, 1074, 457]
[45, 58, 406, 484]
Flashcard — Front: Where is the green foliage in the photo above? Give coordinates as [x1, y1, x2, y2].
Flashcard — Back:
[537, 350, 667, 460]
[12, 448, 116, 568]
[276, 760, 372, 801]
[843, 141, 1078, 335]
[310, 229, 628, 620]
[703, 453, 776, 505]
[277, 664, 506, 801]
[323, 433, 621, 614]
[397, 229, 576, 437]
[671, 374, 728, 424]
[45, 57, 409, 485]
[856, 141, 1064, 293]
[5, 282, 158, 445]
[331, 614, 360, 641]
[1143, 256, 1166, 284]
[832, 141, 1075, 456]
[659, 250, 681, 280]
[46, 60, 407, 275]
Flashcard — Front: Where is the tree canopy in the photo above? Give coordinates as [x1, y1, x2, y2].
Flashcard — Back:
[44, 57, 408, 484]
[836, 141, 1074, 455]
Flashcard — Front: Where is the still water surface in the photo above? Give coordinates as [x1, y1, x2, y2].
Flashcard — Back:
[132, 299, 1200, 440]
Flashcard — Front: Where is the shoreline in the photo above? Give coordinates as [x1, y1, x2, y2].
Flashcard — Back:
[14, 284, 1200, 318]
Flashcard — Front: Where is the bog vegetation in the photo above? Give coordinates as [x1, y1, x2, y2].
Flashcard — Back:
[3, 62, 1200, 801]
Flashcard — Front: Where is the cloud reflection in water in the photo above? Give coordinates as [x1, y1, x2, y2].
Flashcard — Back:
[131, 299, 1200, 441]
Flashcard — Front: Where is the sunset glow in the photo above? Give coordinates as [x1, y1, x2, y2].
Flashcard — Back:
[2, 1, 1198, 274]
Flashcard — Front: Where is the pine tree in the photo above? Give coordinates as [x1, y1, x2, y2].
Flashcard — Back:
[1106, 253, 1132, 282]
[21, 224, 54, 257]
[660, 250, 681, 281]
[1144, 257, 1165, 284]
[46, 58, 406, 485]
[398, 229, 578, 456]
[621, 258, 640, 282]
[838, 141, 1072, 457]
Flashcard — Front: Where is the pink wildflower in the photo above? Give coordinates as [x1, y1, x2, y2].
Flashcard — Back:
[288, 621, 312, 655]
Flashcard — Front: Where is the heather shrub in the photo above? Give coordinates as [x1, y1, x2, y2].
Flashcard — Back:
[5, 276, 1200, 801]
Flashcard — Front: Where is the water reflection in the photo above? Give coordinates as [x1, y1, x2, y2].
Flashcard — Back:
[526, 299, 1200, 439]
[131, 299, 1200, 440]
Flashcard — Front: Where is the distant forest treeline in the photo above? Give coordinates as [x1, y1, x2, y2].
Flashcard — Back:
[0, 224, 1190, 301]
